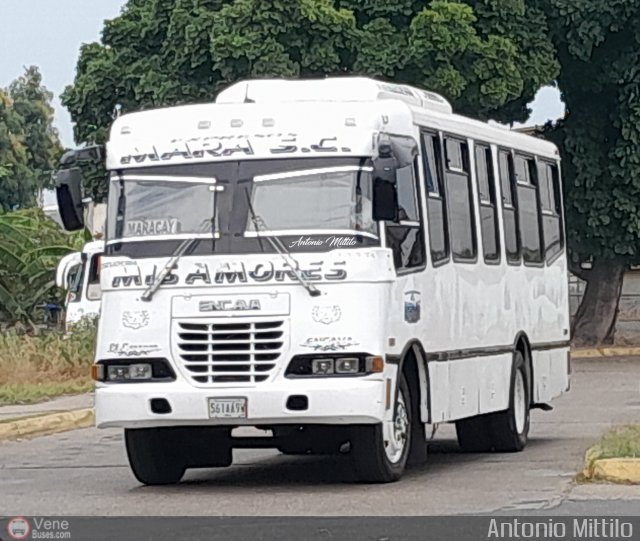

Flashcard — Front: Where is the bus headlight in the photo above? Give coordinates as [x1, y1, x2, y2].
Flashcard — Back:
[335, 357, 359, 374]
[107, 363, 153, 381]
[287, 355, 384, 377]
[93, 358, 176, 383]
[312, 358, 334, 375]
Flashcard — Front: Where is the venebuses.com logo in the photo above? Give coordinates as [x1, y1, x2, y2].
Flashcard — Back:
[6, 517, 30, 540]
[5, 517, 72, 540]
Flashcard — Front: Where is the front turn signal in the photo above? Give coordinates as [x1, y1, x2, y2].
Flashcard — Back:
[365, 356, 384, 373]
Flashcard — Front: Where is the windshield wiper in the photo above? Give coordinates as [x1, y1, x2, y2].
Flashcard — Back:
[245, 188, 321, 298]
[141, 186, 220, 302]
[141, 236, 199, 302]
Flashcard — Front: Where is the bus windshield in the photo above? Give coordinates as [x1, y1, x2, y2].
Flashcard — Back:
[245, 166, 376, 238]
[107, 176, 217, 242]
[105, 158, 380, 257]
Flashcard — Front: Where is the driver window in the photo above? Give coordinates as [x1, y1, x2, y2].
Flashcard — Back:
[386, 160, 425, 271]
[66, 264, 83, 304]
[86, 254, 103, 301]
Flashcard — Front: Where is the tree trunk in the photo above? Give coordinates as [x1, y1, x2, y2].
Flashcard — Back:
[572, 260, 625, 347]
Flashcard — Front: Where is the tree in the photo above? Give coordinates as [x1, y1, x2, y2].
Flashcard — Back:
[0, 67, 63, 211]
[62, 0, 559, 201]
[0, 209, 84, 329]
[0, 89, 33, 211]
[542, 0, 640, 345]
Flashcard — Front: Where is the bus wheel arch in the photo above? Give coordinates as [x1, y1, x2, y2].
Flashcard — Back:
[513, 332, 533, 405]
[398, 342, 429, 467]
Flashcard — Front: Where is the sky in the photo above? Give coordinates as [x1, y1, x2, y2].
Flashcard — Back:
[0, 0, 565, 148]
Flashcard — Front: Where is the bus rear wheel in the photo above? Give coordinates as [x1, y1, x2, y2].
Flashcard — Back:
[488, 351, 530, 451]
[350, 374, 412, 483]
[456, 351, 530, 453]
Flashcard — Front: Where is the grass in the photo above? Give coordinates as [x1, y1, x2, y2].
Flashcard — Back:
[582, 425, 640, 480]
[0, 325, 96, 406]
[588, 425, 640, 460]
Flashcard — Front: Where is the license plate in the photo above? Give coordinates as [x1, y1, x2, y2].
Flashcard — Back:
[208, 397, 247, 419]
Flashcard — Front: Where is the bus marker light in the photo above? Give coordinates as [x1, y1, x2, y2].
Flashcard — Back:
[366, 356, 384, 373]
[91, 364, 104, 381]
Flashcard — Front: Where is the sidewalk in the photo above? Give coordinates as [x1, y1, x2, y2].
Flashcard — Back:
[0, 393, 93, 423]
[0, 393, 94, 441]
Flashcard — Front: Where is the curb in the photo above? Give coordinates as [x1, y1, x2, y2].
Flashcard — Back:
[571, 347, 640, 359]
[583, 458, 640, 484]
[0, 408, 95, 442]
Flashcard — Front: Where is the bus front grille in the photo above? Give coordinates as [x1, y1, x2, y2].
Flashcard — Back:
[174, 320, 284, 384]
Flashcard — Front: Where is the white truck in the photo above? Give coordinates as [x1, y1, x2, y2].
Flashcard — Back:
[55, 77, 570, 485]
[56, 240, 104, 332]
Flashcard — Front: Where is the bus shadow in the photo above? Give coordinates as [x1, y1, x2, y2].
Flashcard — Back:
[131, 436, 558, 491]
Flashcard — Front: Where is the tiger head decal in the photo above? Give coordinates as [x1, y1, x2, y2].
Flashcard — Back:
[311, 305, 342, 325]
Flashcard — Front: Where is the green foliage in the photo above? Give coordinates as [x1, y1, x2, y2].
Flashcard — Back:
[0, 324, 96, 405]
[0, 67, 63, 211]
[0, 209, 84, 326]
[544, 0, 640, 265]
[583, 425, 640, 479]
[62, 0, 559, 200]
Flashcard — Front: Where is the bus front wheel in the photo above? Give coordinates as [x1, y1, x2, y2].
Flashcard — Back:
[125, 428, 186, 485]
[350, 374, 412, 483]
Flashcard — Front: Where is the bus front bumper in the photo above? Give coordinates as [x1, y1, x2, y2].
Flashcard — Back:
[95, 378, 388, 428]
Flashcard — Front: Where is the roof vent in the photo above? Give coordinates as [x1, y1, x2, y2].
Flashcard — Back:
[216, 77, 453, 115]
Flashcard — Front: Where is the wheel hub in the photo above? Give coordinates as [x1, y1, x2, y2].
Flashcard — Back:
[383, 389, 409, 463]
[514, 369, 527, 434]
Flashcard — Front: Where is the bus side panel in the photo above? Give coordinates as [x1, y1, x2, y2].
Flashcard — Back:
[532, 348, 570, 403]
[477, 354, 511, 415]
[427, 362, 450, 423]
[428, 354, 511, 422]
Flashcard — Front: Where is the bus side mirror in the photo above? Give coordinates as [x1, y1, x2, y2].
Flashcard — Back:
[372, 144, 399, 222]
[55, 168, 85, 231]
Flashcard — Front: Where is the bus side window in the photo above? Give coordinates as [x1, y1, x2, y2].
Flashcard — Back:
[538, 161, 564, 262]
[86, 254, 103, 301]
[498, 150, 521, 264]
[444, 136, 476, 262]
[385, 160, 425, 271]
[475, 144, 500, 264]
[67, 264, 83, 304]
[514, 155, 543, 265]
[421, 131, 449, 264]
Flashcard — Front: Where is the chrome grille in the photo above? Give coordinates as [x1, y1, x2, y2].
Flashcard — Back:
[175, 320, 284, 384]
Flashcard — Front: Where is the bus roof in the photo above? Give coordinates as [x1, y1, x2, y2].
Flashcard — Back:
[107, 77, 559, 169]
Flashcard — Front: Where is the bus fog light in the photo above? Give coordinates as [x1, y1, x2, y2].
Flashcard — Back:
[312, 359, 334, 375]
[365, 356, 385, 373]
[335, 357, 359, 374]
[107, 363, 153, 381]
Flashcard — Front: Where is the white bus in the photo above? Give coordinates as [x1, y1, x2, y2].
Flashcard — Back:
[56, 240, 104, 332]
[55, 77, 570, 485]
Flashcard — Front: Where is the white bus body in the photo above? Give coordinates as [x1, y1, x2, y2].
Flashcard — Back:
[83, 78, 569, 484]
[56, 240, 104, 331]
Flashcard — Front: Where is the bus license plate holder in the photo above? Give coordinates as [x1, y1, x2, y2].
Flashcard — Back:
[208, 397, 247, 419]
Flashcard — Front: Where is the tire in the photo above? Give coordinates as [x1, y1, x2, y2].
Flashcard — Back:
[455, 415, 493, 452]
[275, 426, 348, 455]
[488, 350, 530, 452]
[351, 374, 412, 483]
[125, 428, 186, 486]
[455, 350, 530, 453]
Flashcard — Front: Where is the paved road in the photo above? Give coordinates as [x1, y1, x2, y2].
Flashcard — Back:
[1, 358, 639, 516]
